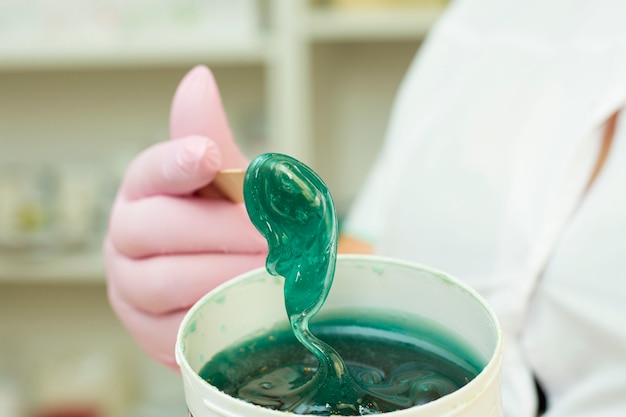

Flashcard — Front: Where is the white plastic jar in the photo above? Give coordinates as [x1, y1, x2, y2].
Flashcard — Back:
[176, 255, 503, 417]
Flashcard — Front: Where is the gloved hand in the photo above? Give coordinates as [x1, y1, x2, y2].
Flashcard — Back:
[103, 65, 268, 370]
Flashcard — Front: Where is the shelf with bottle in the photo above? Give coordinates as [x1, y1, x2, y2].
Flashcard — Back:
[0, 160, 113, 284]
[0, 0, 266, 71]
[307, 1, 447, 41]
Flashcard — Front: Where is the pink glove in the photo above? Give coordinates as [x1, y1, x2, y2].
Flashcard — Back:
[104, 65, 268, 370]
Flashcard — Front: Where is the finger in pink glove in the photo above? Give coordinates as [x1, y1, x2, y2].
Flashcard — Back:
[104, 66, 268, 370]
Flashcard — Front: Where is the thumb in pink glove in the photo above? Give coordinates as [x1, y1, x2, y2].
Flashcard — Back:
[104, 65, 268, 370]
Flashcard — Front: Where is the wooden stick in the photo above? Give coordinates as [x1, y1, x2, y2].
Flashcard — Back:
[211, 169, 246, 203]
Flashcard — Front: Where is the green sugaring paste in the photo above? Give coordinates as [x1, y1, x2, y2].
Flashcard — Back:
[200, 153, 481, 415]
[199, 310, 482, 415]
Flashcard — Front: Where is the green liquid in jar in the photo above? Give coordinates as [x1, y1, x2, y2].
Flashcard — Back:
[199, 153, 481, 415]
[199, 310, 483, 415]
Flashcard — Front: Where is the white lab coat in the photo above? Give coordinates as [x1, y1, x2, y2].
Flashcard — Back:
[343, 1, 626, 416]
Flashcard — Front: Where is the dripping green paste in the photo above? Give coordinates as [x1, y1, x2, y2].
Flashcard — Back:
[197, 153, 483, 415]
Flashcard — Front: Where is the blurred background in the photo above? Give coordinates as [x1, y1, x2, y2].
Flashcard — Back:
[0, 0, 449, 416]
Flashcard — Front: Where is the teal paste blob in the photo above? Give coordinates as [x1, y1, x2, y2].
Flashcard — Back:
[244, 153, 368, 413]
[243, 153, 337, 325]
[203, 152, 481, 415]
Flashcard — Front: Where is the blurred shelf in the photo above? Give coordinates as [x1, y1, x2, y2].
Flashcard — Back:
[0, 1, 445, 286]
[307, 6, 445, 41]
[0, 249, 105, 284]
[0, 36, 269, 72]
